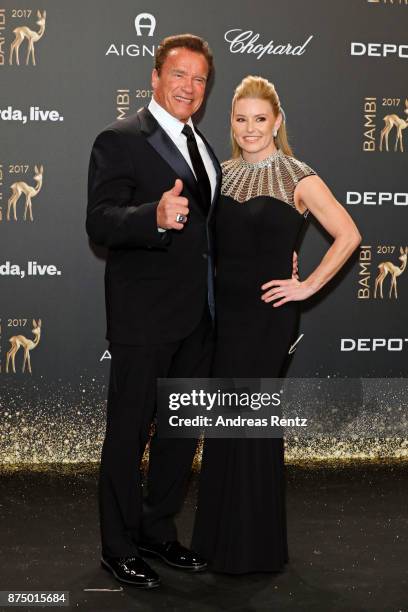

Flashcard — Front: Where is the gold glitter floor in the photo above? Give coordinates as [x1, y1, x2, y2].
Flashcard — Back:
[1, 376, 407, 463]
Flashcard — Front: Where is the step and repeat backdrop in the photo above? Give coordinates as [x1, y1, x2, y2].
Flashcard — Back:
[1, 0, 407, 462]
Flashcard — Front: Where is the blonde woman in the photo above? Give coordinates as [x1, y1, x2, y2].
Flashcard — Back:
[192, 76, 361, 574]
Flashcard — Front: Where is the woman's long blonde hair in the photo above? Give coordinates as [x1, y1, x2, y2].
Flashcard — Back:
[230, 76, 293, 158]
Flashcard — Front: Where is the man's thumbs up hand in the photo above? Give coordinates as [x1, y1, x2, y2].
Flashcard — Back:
[170, 178, 183, 196]
[157, 179, 189, 230]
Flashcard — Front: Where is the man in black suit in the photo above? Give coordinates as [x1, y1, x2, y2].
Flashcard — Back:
[86, 34, 221, 588]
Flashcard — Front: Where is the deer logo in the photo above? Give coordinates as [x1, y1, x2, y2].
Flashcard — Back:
[379, 99, 408, 153]
[6, 319, 42, 374]
[9, 10, 46, 66]
[7, 165, 44, 222]
[374, 246, 408, 299]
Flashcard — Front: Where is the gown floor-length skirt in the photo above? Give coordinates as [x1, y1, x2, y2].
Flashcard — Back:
[192, 320, 294, 574]
[191, 186, 309, 574]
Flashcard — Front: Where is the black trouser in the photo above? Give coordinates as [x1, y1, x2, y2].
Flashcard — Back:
[99, 307, 214, 558]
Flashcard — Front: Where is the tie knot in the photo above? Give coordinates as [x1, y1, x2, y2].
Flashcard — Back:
[182, 123, 194, 139]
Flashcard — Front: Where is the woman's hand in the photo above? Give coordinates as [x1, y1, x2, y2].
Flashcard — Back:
[261, 277, 316, 307]
[292, 251, 299, 280]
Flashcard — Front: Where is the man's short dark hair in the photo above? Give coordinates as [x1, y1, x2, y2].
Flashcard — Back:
[155, 34, 213, 78]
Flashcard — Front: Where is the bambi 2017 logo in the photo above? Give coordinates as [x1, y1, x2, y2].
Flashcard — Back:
[363, 97, 408, 153]
[0, 9, 46, 67]
[358, 246, 408, 299]
[0, 319, 42, 374]
[0, 164, 44, 222]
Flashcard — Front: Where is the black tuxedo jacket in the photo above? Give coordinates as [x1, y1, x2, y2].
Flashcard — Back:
[86, 107, 222, 345]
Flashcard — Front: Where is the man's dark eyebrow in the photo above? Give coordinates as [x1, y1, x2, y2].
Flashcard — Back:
[170, 68, 207, 80]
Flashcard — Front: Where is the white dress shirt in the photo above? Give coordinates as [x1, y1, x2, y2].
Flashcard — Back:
[148, 97, 217, 201]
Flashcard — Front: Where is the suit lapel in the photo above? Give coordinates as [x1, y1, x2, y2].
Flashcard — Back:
[138, 106, 222, 221]
[137, 107, 202, 207]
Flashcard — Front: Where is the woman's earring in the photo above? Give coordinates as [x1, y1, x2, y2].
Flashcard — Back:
[273, 129, 277, 137]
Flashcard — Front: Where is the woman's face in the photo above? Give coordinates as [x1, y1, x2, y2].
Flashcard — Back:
[232, 97, 281, 161]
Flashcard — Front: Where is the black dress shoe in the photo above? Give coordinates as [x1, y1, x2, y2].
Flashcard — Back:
[138, 541, 207, 571]
[101, 555, 160, 588]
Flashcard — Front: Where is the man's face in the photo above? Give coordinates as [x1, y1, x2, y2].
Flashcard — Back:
[152, 47, 209, 122]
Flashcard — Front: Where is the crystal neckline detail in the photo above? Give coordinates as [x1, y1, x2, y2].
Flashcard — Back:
[238, 149, 282, 169]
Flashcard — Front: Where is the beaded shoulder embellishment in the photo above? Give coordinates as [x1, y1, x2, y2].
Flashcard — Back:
[221, 149, 316, 214]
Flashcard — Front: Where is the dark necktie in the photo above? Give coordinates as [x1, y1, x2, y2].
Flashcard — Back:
[182, 123, 212, 211]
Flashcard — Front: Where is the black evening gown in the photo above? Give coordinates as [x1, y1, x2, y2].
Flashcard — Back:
[192, 150, 316, 574]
